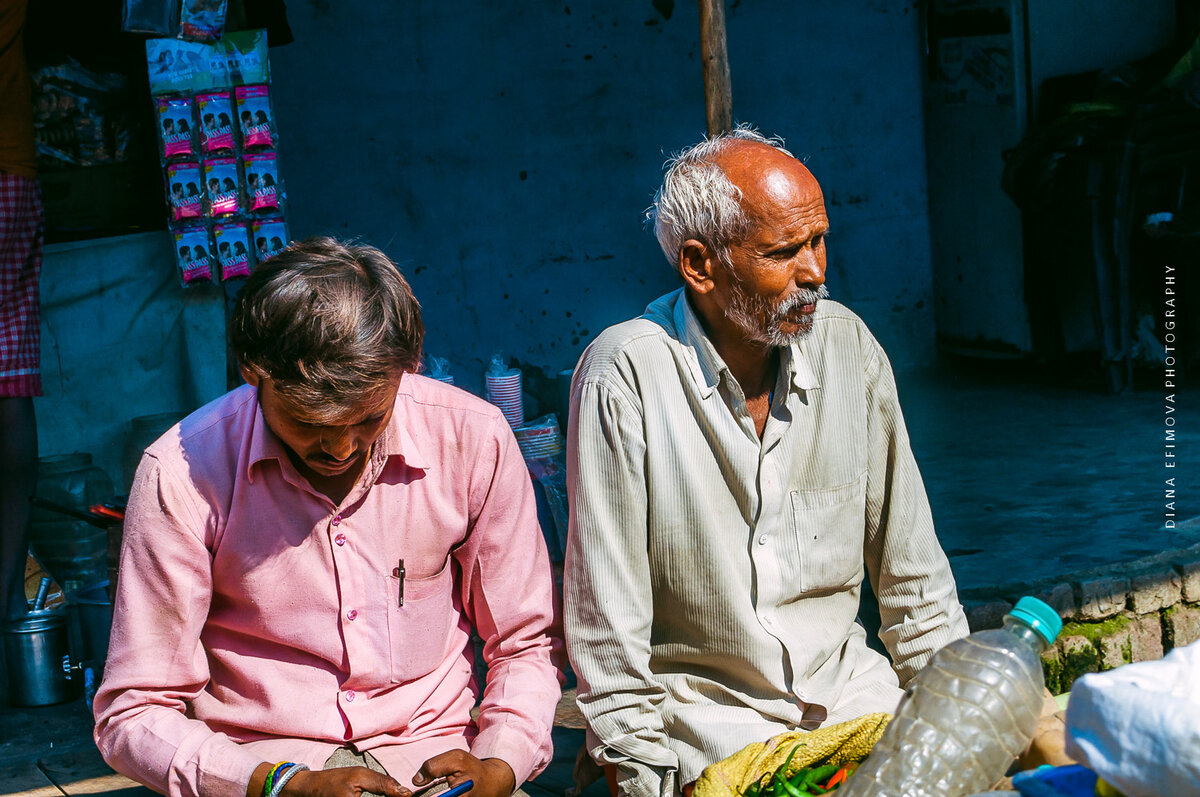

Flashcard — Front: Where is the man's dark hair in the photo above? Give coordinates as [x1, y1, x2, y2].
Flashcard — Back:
[231, 236, 424, 420]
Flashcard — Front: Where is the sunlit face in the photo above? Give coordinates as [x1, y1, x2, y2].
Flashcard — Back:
[714, 144, 831, 347]
[245, 370, 402, 482]
[726, 277, 830, 347]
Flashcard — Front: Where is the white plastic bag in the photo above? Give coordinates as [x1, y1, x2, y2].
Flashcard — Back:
[1064, 641, 1200, 796]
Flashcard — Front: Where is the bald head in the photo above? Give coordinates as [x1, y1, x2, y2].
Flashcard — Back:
[712, 140, 824, 233]
[648, 126, 820, 270]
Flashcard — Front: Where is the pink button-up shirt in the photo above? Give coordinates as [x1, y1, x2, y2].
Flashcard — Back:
[94, 377, 564, 797]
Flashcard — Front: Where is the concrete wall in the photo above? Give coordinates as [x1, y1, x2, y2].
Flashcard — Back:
[269, 0, 937, 389]
[37, 233, 228, 490]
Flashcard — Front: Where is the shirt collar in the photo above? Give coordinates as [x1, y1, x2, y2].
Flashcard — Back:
[672, 289, 821, 399]
[377, 391, 431, 471]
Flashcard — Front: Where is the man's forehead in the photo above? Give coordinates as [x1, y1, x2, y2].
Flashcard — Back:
[267, 377, 399, 425]
[715, 141, 823, 221]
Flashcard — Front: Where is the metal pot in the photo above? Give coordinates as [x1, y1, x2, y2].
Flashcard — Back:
[4, 609, 81, 706]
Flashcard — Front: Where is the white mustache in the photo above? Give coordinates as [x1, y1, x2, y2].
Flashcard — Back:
[775, 284, 830, 314]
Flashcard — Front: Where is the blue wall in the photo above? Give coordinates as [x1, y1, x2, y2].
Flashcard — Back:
[270, 1, 935, 389]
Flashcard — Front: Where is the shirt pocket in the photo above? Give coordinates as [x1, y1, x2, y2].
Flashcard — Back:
[790, 473, 867, 593]
[383, 557, 455, 683]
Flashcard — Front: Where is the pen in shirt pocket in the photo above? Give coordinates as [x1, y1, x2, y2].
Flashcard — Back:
[393, 558, 405, 607]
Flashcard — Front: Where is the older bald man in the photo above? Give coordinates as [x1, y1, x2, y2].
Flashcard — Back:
[563, 126, 970, 797]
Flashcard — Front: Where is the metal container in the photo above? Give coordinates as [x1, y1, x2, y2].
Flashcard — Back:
[4, 609, 81, 706]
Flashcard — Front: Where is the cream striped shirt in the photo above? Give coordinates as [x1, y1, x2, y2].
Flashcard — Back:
[564, 289, 968, 797]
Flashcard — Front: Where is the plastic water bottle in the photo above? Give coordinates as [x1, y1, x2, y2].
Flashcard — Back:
[841, 596, 1062, 797]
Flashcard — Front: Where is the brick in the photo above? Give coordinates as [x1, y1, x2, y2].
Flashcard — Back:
[1176, 556, 1200, 603]
[966, 600, 1012, 632]
[1128, 566, 1183, 613]
[1078, 575, 1129, 620]
[1129, 613, 1165, 662]
[1032, 582, 1077, 620]
[1095, 625, 1133, 670]
[1164, 603, 1200, 649]
[1056, 634, 1100, 692]
[1040, 647, 1064, 694]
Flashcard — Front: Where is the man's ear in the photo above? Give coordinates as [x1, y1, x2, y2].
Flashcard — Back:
[678, 239, 717, 295]
[239, 364, 262, 388]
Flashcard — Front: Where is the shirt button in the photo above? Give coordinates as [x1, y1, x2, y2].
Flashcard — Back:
[334, 533, 347, 546]
[758, 535, 769, 545]
[332, 515, 342, 526]
[346, 609, 358, 621]
[344, 690, 356, 702]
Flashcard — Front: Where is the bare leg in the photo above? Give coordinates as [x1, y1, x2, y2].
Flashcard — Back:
[0, 396, 36, 619]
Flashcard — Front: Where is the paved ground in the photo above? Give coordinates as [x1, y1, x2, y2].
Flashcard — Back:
[1, 362, 1194, 795]
[900, 362, 1198, 590]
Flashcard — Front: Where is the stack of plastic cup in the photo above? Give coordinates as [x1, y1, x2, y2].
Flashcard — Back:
[485, 368, 523, 427]
[514, 415, 562, 460]
[424, 355, 455, 385]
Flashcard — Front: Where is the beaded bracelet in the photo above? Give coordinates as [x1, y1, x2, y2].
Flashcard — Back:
[263, 762, 291, 797]
[263, 763, 285, 797]
[267, 763, 309, 797]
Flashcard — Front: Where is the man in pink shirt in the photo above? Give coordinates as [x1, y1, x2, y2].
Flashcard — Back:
[94, 238, 564, 797]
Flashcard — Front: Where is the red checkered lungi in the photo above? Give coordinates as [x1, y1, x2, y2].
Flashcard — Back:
[0, 172, 43, 397]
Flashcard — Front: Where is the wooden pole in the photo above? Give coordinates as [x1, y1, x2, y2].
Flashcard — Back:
[698, 0, 732, 135]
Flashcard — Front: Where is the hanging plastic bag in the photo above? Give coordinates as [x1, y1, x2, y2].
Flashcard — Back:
[165, 162, 204, 222]
[235, 85, 276, 150]
[179, 0, 228, 42]
[122, 0, 180, 35]
[156, 95, 197, 161]
[251, 218, 289, 264]
[173, 226, 215, 285]
[202, 157, 241, 217]
[243, 152, 283, 213]
[196, 91, 235, 155]
[213, 222, 252, 280]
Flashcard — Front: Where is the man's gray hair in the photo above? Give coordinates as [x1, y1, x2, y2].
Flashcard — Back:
[647, 124, 794, 268]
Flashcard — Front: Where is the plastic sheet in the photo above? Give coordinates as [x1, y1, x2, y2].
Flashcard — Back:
[1064, 641, 1200, 797]
[424, 355, 455, 384]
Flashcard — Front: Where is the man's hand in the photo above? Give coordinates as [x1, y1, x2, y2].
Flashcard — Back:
[248, 762, 409, 797]
[284, 768, 410, 797]
[1016, 689, 1073, 771]
[413, 752, 516, 797]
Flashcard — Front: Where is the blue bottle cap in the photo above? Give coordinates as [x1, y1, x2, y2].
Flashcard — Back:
[1005, 596, 1062, 646]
